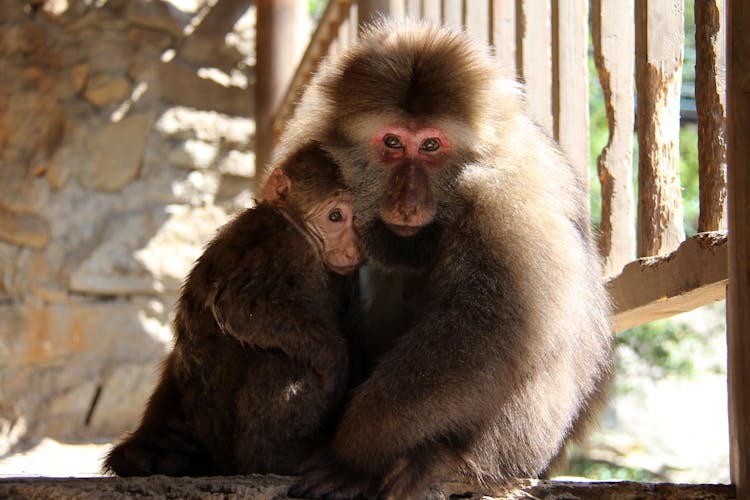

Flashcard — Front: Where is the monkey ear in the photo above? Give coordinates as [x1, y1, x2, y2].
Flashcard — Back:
[263, 168, 291, 205]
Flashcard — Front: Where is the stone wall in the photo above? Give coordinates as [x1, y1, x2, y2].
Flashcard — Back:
[0, 0, 257, 454]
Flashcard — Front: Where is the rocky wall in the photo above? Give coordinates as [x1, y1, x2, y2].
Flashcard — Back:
[0, 0, 257, 454]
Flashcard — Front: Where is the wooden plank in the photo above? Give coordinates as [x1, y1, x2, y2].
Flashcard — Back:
[333, 3, 355, 55]
[696, 0, 728, 232]
[465, 1, 490, 45]
[254, 0, 309, 177]
[359, 0, 404, 24]
[348, 2, 359, 45]
[271, 1, 352, 141]
[391, 0, 406, 19]
[442, 0, 463, 29]
[517, 0, 553, 135]
[421, 0, 441, 23]
[634, 0, 686, 257]
[551, 0, 589, 191]
[591, 0, 635, 276]
[491, 0, 516, 76]
[606, 232, 727, 332]
[405, 0, 420, 19]
[727, 0, 750, 495]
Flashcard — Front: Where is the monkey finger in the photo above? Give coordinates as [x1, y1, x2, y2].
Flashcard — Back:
[288, 459, 374, 500]
[157, 427, 203, 455]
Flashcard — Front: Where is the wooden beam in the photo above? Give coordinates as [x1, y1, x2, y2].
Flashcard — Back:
[465, 1, 490, 45]
[254, 0, 309, 177]
[405, 0, 420, 19]
[551, 0, 589, 192]
[442, 0, 463, 29]
[606, 232, 727, 332]
[696, 0, 728, 232]
[421, 0, 441, 24]
[359, 0, 404, 23]
[591, 0, 636, 277]
[271, 1, 352, 145]
[517, 0, 553, 135]
[490, 0, 516, 76]
[634, 0, 686, 257]
[727, 0, 750, 495]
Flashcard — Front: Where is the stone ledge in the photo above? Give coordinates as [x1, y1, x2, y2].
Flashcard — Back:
[0, 475, 736, 499]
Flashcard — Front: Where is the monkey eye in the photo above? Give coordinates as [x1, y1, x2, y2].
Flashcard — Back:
[420, 138, 441, 152]
[383, 135, 403, 149]
[328, 209, 344, 222]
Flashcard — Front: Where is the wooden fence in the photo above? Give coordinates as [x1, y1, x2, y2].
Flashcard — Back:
[257, 0, 748, 496]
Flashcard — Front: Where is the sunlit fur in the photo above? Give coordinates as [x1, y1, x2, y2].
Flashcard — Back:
[271, 19, 613, 499]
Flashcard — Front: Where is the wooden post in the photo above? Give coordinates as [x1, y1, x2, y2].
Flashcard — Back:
[442, 0, 463, 29]
[405, 0, 420, 18]
[517, 0, 553, 135]
[421, 0, 441, 23]
[465, 1, 490, 44]
[551, 0, 589, 192]
[592, 0, 635, 276]
[491, 0, 517, 76]
[330, 2, 358, 56]
[696, 0, 728, 232]
[254, 0, 309, 176]
[359, 0, 404, 24]
[727, 1, 750, 497]
[635, 0, 685, 257]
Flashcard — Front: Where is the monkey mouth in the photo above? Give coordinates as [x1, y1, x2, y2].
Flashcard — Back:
[329, 264, 359, 275]
[361, 219, 443, 270]
[384, 222, 424, 237]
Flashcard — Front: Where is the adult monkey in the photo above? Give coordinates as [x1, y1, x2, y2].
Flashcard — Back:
[271, 21, 613, 499]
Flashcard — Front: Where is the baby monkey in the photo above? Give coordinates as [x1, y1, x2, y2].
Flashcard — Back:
[104, 144, 361, 477]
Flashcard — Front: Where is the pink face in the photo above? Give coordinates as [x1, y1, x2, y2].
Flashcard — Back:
[306, 192, 361, 275]
[371, 126, 453, 236]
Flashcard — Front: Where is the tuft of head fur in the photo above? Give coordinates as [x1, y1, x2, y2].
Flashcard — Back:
[268, 20, 525, 182]
[279, 143, 346, 212]
[328, 21, 495, 123]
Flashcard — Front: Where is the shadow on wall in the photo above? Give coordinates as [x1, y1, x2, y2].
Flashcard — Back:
[0, 0, 258, 455]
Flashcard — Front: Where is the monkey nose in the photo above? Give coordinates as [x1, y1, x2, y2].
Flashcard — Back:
[347, 247, 361, 263]
[396, 203, 418, 220]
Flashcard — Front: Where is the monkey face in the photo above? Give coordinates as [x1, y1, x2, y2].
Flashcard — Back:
[304, 192, 361, 275]
[371, 125, 456, 236]
[288, 22, 516, 268]
[315, 25, 496, 239]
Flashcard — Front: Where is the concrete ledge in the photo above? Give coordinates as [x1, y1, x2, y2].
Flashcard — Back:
[0, 475, 736, 499]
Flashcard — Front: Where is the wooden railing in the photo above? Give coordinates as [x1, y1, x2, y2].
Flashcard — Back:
[261, 0, 746, 494]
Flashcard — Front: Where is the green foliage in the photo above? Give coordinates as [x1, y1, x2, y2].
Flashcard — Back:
[680, 124, 700, 236]
[615, 301, 726, 384]
[588, 52, 606, 232]
[309, 0, 326, 21]
[615, 320, 696, 383]
[564, 457, 663, 482]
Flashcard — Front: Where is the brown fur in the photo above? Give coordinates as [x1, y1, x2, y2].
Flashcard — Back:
[103, 145, 360, 477]
[269, 21, 614, 499]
